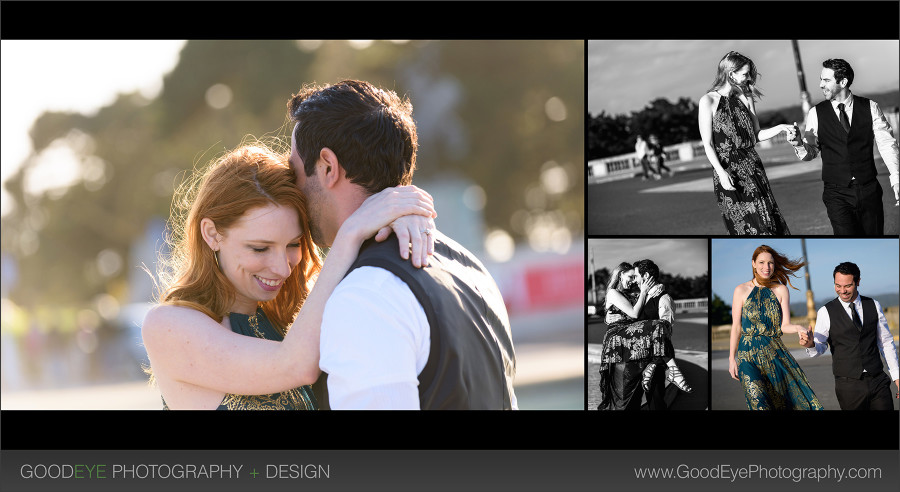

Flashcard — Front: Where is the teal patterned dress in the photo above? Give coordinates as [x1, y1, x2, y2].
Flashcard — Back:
[163, 308, 318, 410]
[736, 286, 822, 410]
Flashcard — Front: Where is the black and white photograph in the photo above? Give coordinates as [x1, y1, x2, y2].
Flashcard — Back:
[587, 40, 900, 236]
[587, 238, 709, 411]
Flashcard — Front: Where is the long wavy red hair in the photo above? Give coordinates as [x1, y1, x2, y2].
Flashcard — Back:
[158, 143, 322, 334]
[751, 245, 805, 291]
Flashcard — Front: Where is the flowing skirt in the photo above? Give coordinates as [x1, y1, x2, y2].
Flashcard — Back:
[736, 334, 823, 410]
[596, 319, 674, 410]
[714, 146, 790, 235]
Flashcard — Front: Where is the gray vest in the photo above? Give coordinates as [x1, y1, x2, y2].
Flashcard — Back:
[315, 231, 516, 410]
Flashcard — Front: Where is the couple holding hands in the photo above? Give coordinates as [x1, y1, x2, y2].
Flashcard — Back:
[729, 245, 898, 411]
[699, 53, 899, 236]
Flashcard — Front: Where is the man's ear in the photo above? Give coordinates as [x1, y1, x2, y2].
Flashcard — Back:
[200, 218, 222, 250]
[318, 147, 344, 189]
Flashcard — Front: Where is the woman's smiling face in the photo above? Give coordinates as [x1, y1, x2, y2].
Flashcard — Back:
[212, 203, 303, 314]
[753, 252, 774, 280]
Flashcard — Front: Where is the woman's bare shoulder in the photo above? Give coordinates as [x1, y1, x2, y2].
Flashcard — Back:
[145, 303, 193, 323]
[733, 281, 754, 300]
[700, 91, 720, 106]
[605, 287, 626, 304]
[733, 280, 754, 293]
[770, 282, 789, 299]
[142, 304, 219, 339]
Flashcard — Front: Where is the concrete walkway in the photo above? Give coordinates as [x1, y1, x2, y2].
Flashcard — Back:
[710, 349, 899, 410]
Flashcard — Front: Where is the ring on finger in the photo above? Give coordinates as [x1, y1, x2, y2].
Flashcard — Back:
[422, 228, 433, 236]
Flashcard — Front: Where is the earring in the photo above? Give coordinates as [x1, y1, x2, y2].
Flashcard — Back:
[214, 250, 221, 269]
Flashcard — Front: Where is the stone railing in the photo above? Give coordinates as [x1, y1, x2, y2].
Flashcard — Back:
[587, 134, 791, 182]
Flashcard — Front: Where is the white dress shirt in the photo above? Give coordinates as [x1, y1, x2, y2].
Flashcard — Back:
[635, 138, 648, 158]
[319, 266, 431, 409]
[319, 265, 521, 410]
[657, 293, 674, 325]
[794, 93, 900, 189]
[806, 293, 900, 381]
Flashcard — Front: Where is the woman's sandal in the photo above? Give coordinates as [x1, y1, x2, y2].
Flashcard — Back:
[666, 365, 693, 393]
[641, 362, 657, 392]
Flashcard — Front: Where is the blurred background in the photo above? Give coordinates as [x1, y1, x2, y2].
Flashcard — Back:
[0, 40, 585, 410]
[710, 238, 900, 409]
[586, 239, 709, 410]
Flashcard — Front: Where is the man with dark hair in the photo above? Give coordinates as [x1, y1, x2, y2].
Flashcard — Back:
[607, 259, 672, 410]
[787, 58, 900, 235]
[286, 79, 517, 410]
[799, 262, 899, 409]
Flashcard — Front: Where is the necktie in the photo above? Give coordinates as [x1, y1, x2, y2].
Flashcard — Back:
[850, 304, 862, 331]
[838, 103, 851, 133]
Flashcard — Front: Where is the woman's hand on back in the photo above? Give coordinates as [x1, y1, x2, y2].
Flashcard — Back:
[340, 185, 437, 266]
[376, 214, 435, 268]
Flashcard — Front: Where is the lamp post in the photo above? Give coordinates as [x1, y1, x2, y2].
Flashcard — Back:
[801, 238, 816, 325]
[590, 247, 597, 305]
[791, 40, 812, 129]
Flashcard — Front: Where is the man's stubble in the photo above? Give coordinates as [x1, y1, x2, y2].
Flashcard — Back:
[301, 171, 329, 248]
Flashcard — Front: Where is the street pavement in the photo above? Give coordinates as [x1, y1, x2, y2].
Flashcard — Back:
[511, 306, 586, 410]
[586, 313, 709, 410]
[711, 348, 900, 410]
[588, 144, 900, 235]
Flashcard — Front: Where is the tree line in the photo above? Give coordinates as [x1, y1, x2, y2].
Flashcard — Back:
[589, 90, 900, 161]
[1, 40, 584, 309]
[587, 267, 709, 308]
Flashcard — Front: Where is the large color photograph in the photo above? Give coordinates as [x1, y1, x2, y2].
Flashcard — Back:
[1, 40, 585, 410]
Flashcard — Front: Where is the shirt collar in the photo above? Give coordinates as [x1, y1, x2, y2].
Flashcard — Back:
[831, 91, 853, 110]
[838, 293, 861, 310]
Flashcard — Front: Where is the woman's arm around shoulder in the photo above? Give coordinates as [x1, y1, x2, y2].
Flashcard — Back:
[605, 288, 638, 319]
[141, 304, 313, 396]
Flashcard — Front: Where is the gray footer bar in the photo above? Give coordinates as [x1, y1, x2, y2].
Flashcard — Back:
[2, 449, 898, 492]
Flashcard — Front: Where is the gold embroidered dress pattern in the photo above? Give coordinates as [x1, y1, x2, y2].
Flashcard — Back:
[162, 308, 317, 410]
[736, 286, 822, 410]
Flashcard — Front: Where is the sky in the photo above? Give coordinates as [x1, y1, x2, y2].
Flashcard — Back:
[0, 40, 187, 217]
[588, 40, 900, 116]
[587, 238, 708, 278]
[711, 238, 899, 304]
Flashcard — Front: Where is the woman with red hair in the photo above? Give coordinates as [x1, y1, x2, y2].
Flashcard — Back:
[141, 143, 436, 409]
[728, 245, 822, 410]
